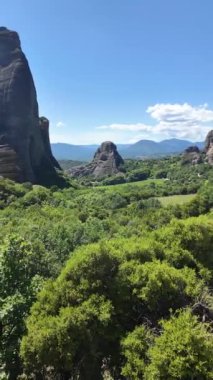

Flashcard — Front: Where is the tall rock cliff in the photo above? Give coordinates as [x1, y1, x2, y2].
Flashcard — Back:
[92, 141, 124, 178]
[0, 27, 60, 183]
[204, 130, 213, 165]
[68, 141, 124, 179]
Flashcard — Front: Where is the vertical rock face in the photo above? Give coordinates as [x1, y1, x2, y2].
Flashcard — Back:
[0, 27, 60, 183]
[205, 130, 213, 165]
[68, 141, 124, 178]
[92, 141, 124, 178]
[39, 117, 61, 170]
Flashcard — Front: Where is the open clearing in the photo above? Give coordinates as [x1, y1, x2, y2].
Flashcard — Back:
[158, 193, 196, 206]
[96, 179, 164, 191]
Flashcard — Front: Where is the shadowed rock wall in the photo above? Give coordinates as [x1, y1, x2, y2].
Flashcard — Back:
[0, 27, 60, 183]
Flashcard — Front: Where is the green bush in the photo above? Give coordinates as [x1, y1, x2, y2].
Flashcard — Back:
[145, 310, 213, 380]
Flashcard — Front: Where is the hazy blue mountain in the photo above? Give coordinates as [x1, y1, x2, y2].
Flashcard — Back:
[51, 139, 204, 161]
[119, 139, 204, 158]
[159, 139, 204, 153]
[51, 143, 98, 161]
[119, 140, 159, 157]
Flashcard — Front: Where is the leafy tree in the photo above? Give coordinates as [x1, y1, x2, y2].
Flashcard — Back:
[20, 244, 121, 379]
[0, 236, 44, 378]
[155, 217, 213, 270]
[127, 169, 150, 182]
[118, 260, 203, 318]
[0, 161, 212, 378]
[20, 239, 205, 378]
[21, 294, 113, 380]
[145, 309, 213, 380]
[121, 325, 153, 380]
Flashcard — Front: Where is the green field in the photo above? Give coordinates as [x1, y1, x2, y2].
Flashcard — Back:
[96, 178, 164, 191]
[158, 193, 196, 206]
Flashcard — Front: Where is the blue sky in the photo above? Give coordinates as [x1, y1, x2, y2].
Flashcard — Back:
[2, 0, 213, 144]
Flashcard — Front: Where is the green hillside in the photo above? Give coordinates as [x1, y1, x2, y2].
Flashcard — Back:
[0, 154, 213, 379]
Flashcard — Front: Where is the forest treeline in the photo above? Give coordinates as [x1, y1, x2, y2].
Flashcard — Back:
[0, 156, 213, 379]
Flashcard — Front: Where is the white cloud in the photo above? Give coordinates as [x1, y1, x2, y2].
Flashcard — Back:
[147, 103, 213, 123]
[56, 121, 66, 128]
[50, 103, 213, 144]
[97, 123, 152, 132]
[95, 103, 213, 142]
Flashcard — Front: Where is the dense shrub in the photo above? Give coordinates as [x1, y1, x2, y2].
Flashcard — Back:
[145, 310, 213, 380]
[0, 157, 212, 378]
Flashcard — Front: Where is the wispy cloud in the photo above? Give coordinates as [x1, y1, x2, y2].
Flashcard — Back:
[97, 123, 152, 132]
[147, 103, 213, 123]
[56, 121, 66, 128]
[96, 103, 213, 142]
[50, 103, 213, 144]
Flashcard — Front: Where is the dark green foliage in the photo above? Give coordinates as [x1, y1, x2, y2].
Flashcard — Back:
[155, 217, 213, 270]
[20, 215, 213, 378]
[145, 310, 213, 379]
[59, 159, 87, 170]
[0, 156, 212, 379]
[0, 236, 45, 378]
[121, 326, 154, 379]
[0, 178, 28, 208]
[102, 174, 126, 185]
[127, 168, 150, 182]
[79, 155, 212, 190]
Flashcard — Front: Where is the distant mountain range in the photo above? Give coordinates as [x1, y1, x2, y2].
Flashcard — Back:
[51, 139, 204, 161]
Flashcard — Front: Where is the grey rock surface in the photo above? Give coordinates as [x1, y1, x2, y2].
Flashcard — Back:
[182, 146, 201, 165]
[204, 130, 213, 165]
[92, 141, 124, 178]
[69, 141, 124, 179]
[0, 27, 60, 183]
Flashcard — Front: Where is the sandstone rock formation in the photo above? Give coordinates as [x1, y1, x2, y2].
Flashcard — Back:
[204, 130, 213, 165]
[69, 141, 124, 179]
[182, 146, 201, 165]
[0, 27, 60, 183]
[92, 141, 124, 177]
